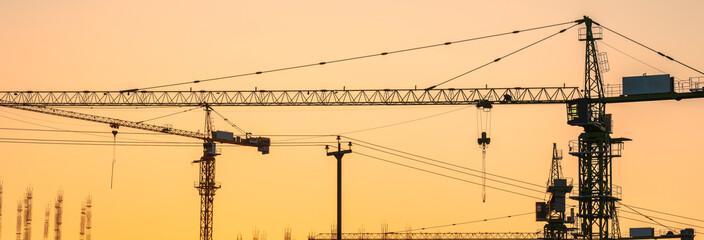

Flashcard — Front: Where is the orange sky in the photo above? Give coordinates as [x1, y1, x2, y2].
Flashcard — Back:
[1, 1, 703, 240]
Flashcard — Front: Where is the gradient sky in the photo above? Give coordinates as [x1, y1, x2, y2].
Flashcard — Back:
[1, 1, 703, 240]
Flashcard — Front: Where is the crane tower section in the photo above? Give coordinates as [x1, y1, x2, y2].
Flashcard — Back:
[536, 144, 574, 240]
[568, 16, 628, 240]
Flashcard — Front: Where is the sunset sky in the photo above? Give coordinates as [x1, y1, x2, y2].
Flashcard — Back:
[1, 1, 703, 240]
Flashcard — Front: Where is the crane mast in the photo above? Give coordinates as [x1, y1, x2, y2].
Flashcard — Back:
[536, 143, 574, 240]
[195, 106, 220, 240]
[568, 16, 627, 240]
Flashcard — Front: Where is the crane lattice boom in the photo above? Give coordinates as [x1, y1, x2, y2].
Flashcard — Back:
[0, 103, 270, 152]
[0, 87, 581, 106]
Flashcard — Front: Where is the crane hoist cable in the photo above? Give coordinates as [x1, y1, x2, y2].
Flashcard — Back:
[110, 124, 118, 189]
[476, 101, 492, 203]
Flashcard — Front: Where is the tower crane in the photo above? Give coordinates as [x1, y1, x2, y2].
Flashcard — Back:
[0, 102, 271, 240]
[1, 16, 703, 240]
[536, 143, 574, 240]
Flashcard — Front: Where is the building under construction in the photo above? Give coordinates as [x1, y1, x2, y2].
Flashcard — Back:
[3, 188, 90, 240]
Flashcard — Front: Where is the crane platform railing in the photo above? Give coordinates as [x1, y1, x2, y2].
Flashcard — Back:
[604, 77, 704, 98]
[308, 232, 542, 240]
[0, 87, 582, 107]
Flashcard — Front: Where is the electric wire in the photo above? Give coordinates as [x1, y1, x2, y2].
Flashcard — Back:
[426, 23, 580, 90]
[0, 137, 198, 144]
[354, 151, 543, 200]
[0, 137, 330, 145]
[388, 212, 533, 233]
[0, 110, 166, 142]
[354, 143, 544, 193]
[620, 210, 704, 229]
[618, 216, 678, 231]
[261, 134, 337, 137]
[128, 20, 579, 91]
[0, 127, 161, 135]
[601, 25, 704, 75]
[0, 141, 200, 147]
[342, 136, 544, 189]
[273, 106, 473, 143]
[0, 140, 326, 147]
[336, 106, 472, 135]
[600, 41, 666, 74]
[0, 113, 108, 139]
[620, 204, 704, 223]
[620, 202, 674, 232]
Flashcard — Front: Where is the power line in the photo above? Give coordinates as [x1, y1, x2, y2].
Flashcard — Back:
[620, 203, 674, 232]
[600, 24, 704, 76]
[620, 210, 704, 229]
[0, 136, 330, 145]
[618, 203, 704, 223]
[388, 212, 533, 233]
[343, 136, 544, 189]
[0, 127, 160, 135]
[0, 112, 109, 139]
[0, 140, 326, 148]
[0, 137, 197, 144]
[619, 216, 678, 230]
[274, 106, 473, 143]
[128, 20, 579, 91]
[354, 151, 543, 200]
[0, 110, 163, 142]
[0, 140, 200, 147]
[355, 143, 544, 193]
[337, 106, 472, 135]
[426, 23, 580, 90]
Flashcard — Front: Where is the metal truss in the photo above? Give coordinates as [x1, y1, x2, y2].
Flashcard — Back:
[309, 232, 542, 240]
[0, 87, 581, 106]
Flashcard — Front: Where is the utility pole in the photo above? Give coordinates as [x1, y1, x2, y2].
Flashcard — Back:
[326, 136, 351, 240]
